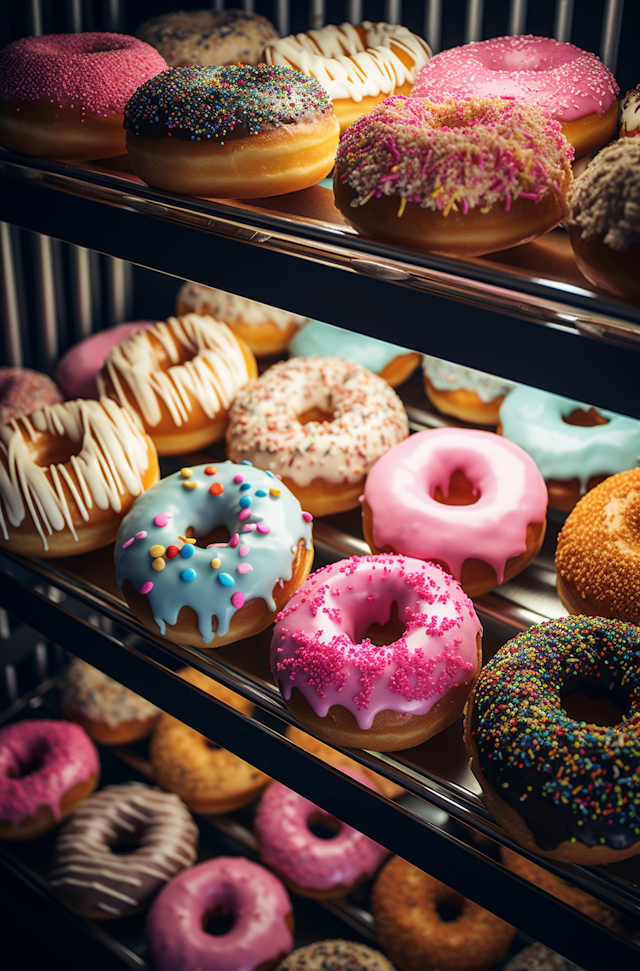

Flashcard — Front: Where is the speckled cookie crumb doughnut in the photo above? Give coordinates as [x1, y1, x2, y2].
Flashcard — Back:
[136, 9, 278, 67]
[275, 940, 396, 971]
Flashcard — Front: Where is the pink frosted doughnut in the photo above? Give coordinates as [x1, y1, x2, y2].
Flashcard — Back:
[271, 554, 482, 752]
[0, 367, 62, 422]
[0, 32, 167, 158]
[362, 427, 548, 598]
[411, 34, 619, 158]
[145, 856, 294, 971]
[0, 719, 99, 841]
[254, 769, 389, 898]
[55, 321, 156, 400]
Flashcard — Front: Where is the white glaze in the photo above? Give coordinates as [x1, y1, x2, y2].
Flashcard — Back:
[422, 355, 514, 403]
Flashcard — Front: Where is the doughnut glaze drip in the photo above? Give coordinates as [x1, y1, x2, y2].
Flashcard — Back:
[289, 321, 412, 374]
[60, 658, 159, 728]
[411, 35, 619, 121]
[422, 355, 513, 404]
[124, 63, 333, 140]
[271, 555, 481, 731]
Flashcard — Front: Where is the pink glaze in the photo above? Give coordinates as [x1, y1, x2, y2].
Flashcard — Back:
[271, 554, 481, 731]
[0, 33, 167, 114]
[254, 769, 389, 895]
[0, 367, 62, 422]
[364, 427, 547, 584]
[0, 719, 99, 828]
[145, 856, 293, 971]
[55, 321, 155, 399]
[411, 35, 618, 121]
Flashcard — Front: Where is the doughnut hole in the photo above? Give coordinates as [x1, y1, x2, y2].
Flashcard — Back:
[296, 405, 335, 425]
[186, 524, 231, 548]
[6, 743, 47, 778]
[307, 812, 341, 840]
[546, 407, 611, 511]
[203, 906, 235, 936]
[432, 468, 480, 506]
[358, 600, 407, 647]
[30, 432, 79, 468]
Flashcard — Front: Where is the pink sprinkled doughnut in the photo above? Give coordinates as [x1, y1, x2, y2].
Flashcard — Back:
[411, 35, 619, 159]
[0, 32, 167, 158]
[0, 367, 62, 422]
[271, 554, 482, 752]
[55, 321, 156, 400]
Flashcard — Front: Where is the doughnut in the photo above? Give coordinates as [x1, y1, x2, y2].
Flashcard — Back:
[555, 469, 640, 624]
[0, 33, 167, 159]
[271, 554, 482, 753]
[566, 140, 640, 306]
[498, 384, 640, 512]
[124, 64, 339, 198]
[146, 856, 294, 971]
[149, 666, 270, 814]
[411, 35, 619, 159]
[334, 97, 574, 257]
[59, 657, 160, 746]
[226, 356, 409, 518]
[421, 355, 514, 425]
[115, 461, 314, 649]
[288, 321, 420, 388]
[362, 427, 547, 599]
[0, 719, 99, 841]
[263, 21, 431, 133]
[136, 8, 278, 67]
[502, 944, 582, 971]
[371, 856, 515, 971]
[49, 782, 198, 918]
[55, 321, 155, 400]
[464, 615, 640, 864]
[0, 398, 159, 558]
[275, 941, 395, 971]
[97, 314, 257, 456]
[0, 367, 63, 422]
[254, 770, 389, 898]
[620, 83, 640, 137]
[175, 283, 308, 358]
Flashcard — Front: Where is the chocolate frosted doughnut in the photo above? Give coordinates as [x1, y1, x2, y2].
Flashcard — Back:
[136, 9, 278, 67]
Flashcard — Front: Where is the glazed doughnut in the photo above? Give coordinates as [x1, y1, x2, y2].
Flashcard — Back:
[275, 941, 395, 971]
[334, 97, 573, 257]
[97, 314, 257, 456]
[55, 321, 155, 400]
[362, 428, 547, 598]
[115, 461, 314, 649]
[50, 782, 198, 918]
[136, 8, 278, 67]
[254, 770, 389, 898]
[421, 355, 514, 425]
[555, 469, 640, 624]
[0, 719, 99, 841]
[271, 554, 482, 753]
[264, 21, 431, 133]
[175, 283, 308, 358]
[289, 321, 420, 388]
[465, 616, 640, 864]
[59, 657, 160, 746]
[124, 64, 339, 198]
[566, 139, 640, 306]
[146, 856, 294, 971]
[149, 667, 270, 814]
[226, 356, 409, 518]
[0, 366, 62, 422]
[0, 398, 159, 557]
[498, 384, 640, 511]
[620, 83, 640, 137]
[0, 33, 166, 158]
[411, 35, 618, 159]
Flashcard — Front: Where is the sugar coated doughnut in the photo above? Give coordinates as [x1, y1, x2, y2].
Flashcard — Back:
[275, 941, 395, 971]
[97, 314, 257, 455]
[334, 97, 573, 257]
[0, 398, 159, 557]
[146, 856, 294, 971]
[421, 355, 514, 425]
[254, 770, 388, 898]
[264, 21, 431, 132]
[288, 321, 420, 387]
[149, 667, 270, 813]
[115, 461, 314, 648]
[55, 321, 155, 400]
[136, 9, 278, 67]
[362, 427, 547, 598]
[175, 283, 308, 357]
[0, 32, 167, 158]
[0, 366, 62, 422]
[226, 356, 409, 517]
[465, 616, 640, 864]
[556, 469, 640, 624]
[0, 719, 99, 840]
[372, 856, 514, 971]
[124, 64, 339, 198]
[620, 83, 640, 137]
[50, 782, 198, 918]
[412, 35, 618, 159]
[498, 384, 640, 511]
[271, 554, 482, 752]
[60, 657, 160, 746]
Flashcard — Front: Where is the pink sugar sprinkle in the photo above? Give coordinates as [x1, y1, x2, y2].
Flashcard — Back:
[135, 531, 147, 539]
[229, 533, 240, 548]
[302, 511, 313, 523]
[242, 524, 256, 532]
[231, 592, 245, 609]
[140, 581, 153, 595]
[237, 563, 253, 574]
[238, 509, 251, 521]
[122, 537, 134, 549]
[154, 513, 170, 527]
[257, 524, 271, 534]
[234, 474, 244, 483]
[239, 546, 250, 556]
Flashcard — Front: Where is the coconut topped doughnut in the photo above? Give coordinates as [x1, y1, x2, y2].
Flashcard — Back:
[136, 9, 278, 67]
[568, 139, 640, 252]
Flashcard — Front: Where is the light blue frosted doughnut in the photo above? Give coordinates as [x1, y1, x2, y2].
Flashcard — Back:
[422, 355, 513, 404]
[288, 321, 413, 375]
